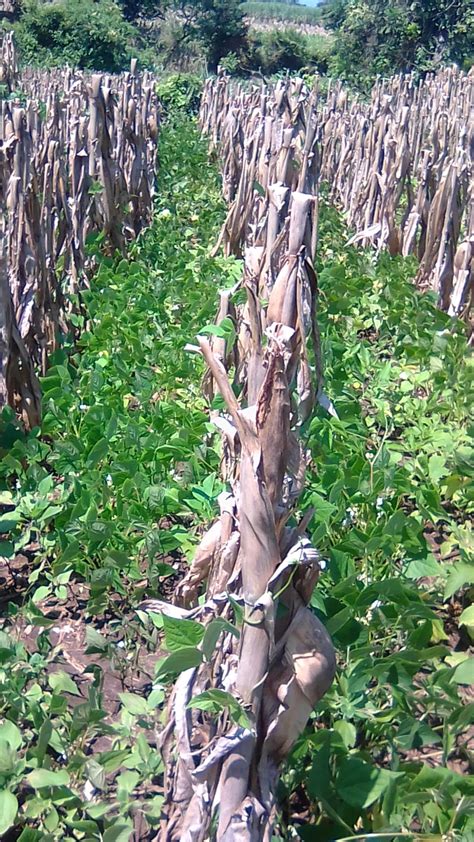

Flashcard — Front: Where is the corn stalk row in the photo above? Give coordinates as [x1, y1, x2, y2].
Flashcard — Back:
[142, 69, 339, 842]
[200, 68, 473, 319]
[0, 34, 159, 427]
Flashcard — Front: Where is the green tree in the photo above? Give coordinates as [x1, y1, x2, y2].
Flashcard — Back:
[173, 0, 248, 72]
[117, 0, 162, 22]
[117, 0, 247, 71]
[330, 0, 473, 88]
[13, 0, 136, 72]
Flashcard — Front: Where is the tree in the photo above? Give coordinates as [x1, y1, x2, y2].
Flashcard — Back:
[330, 0, 474, 88]
[117, 0, 247, 72]
[13, 0, 136, 72]
[117, 0, 162, 22]
[172, 0, 248, 72]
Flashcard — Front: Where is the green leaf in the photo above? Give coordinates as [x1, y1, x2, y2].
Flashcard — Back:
[202, 618, 239, 661]
[118, 693, 149, 716]
[0, 720, 22, 750]
[333, 720, 356, 748]
[187, 689, 250, 728]
[85, 626, 108, 652]
[17, 829, 41, 842]
[116, 770, 140, 795]
[459, 604, 474, 635]
[32, 585, 51, 603]
[336, 757, 403, 808]
[155, 647, 203, 680]
[0, 790, 18, 834]
[326, 607, 352, 635]
[35, 720, 53, 765]
[444, 563, 474, 599]
[405, 553, 443, 579]
[163, 614, 205, 652]
[0, 541, 14, 558]
[103, 823, 133, 842]
[48, 671, 81, 696]
[0, 512, 20, 534]
[428, 454, 448, 482]
[26, 768, 70, 788]
[97, 749, 132, 772]
[86, 438, 109, 468]
[451, 657, 474, 685]
[310, 492, 336, 522]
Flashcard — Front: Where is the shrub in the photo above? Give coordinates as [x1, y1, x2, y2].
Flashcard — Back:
[13, 0, 136, 72]
[156, 73, 203, 114]
[239, 29, 334, 76]
[329, 0, 474, 88]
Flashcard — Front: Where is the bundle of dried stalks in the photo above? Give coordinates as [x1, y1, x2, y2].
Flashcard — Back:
[0, 31, 17, 93]
[200, 67, 473, 318]
[141, 78, 335, 841]
[0, 37, 159, 424]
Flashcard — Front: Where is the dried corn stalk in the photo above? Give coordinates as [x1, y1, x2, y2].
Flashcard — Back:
[200, 67, 473, 317]
[142, 86, 335, 839]
[0, 36, 160, 422]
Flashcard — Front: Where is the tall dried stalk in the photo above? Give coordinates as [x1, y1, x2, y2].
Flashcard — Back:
[140, 78, 335, 841]
[0, 36, 160, 423]
[200, 68, 473, 318]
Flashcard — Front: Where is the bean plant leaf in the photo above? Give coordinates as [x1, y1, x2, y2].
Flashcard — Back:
[0, 790, 18, 835]
[188, 689, 250, 728]
[451, 657, 474, 685]
[26, 769, 70, 788]
[444, 563, 474, 599]
[336, 757, 403, 808]
[155, 647, 203, 680]
[118, 693, 149, 716]
[202, 618, 239, 661]
[0, 721, 22, 750]
[163, 615, 205, 652]
[48, 671, 81, 696]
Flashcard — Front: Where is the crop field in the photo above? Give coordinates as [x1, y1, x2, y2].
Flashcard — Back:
[242, 2, 325, 25]
[0, 31, 473, 842]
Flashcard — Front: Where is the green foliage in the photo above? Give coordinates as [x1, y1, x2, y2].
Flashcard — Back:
[132, 0, 247, 73]
[157, 73, 203, 114]
[116, 0, 161, 22]
[329, 0, 474, 88]
[175, 0, 248, 71]
[281, 203, 474, 838]
[224, 28, 333, 76]
[248, 28, 332, 75]
[13, 0, 136, 72]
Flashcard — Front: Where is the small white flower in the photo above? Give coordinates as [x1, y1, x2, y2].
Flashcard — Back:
[83, 780, 95, 801]
[105, 474, 113, 487]
[343, 506, 357, 527]
[79, 403, 87, 411]
[375, 496, 384, 509]
[116, 640, 125, 649]
[369, 599, 382, 610]
[319, 558, 327, 571]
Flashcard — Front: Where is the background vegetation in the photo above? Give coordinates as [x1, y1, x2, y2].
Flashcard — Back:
[1, 0, 472, 82]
